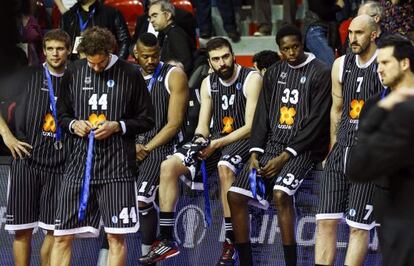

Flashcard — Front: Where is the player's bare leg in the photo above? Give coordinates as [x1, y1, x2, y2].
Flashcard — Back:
[40, 230, 54, 266]
[107, 233, 127, 266]
[50, 235, 74, 266]
[344, 227, 369, 266]
[13, 229, 33, 266]
[315, 219, 339, 265]
[273, 190, 297, 266]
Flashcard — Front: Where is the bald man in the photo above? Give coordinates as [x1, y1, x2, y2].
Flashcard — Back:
[315, 15, 385, 266]
[357, 1, 384, 38]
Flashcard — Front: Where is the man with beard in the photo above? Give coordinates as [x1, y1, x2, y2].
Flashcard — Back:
[50, 27, 154, 266]
[139, 37, 262, 265]
[347, 34, 414, 266]
[315, 15, 385, 266]
[98, 32, 189, 266]
[3, 29, 70, 266]
[228, 24, 331, 266]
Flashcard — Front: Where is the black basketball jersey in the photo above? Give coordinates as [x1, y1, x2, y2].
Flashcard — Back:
[136, 63, 182, 152]
[250, 54, 331, 161]
[57, 55, 154, 183]
[208, 65, 253, 138]
[15, 65, 68, 173]
[336, 52, 384, 147]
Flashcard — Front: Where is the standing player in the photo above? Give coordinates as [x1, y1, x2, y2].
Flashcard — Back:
[227, 24, 331, 266]
[134, 32, 188, 264]
[139, 37, 262, 265]
[51, 27, 154, 266]
[315, 15, 384, 266]
[4, 29, 70, 266]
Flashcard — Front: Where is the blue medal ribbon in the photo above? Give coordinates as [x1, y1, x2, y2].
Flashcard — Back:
[43, 65, 61, 144]
[249, 168, 265, 199]
[201, 160, 212, 227]
[78, 131, 95, 221]
[380, 87, 389, 100]
[77, 8, 96, 32]
[147, 63, 163, 93]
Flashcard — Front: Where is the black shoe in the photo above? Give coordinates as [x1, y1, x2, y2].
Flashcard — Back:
[227, 31, 241, 43]
[216, 238, 238, 265]
[138, 239, 180, 265]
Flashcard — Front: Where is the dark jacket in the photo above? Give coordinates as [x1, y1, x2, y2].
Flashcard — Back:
[61, 1, 130, 59]
[132, 7, 196, 48]
[158, 23, 195, 76]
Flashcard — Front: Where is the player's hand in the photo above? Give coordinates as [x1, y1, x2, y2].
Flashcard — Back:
[378, 88, 414, 111]
[248, 153, 260, 171]
[72, 120, 92, 137]
[2, 132, 32, 159]
[198, 139, 218, 160]
[259, 152, 290, 178]
[94, 121, 121, 140]
[136, 144, 150, 161]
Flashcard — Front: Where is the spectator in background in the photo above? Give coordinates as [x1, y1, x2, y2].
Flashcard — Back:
[379, 0, 414, 41]
[19, 0, 43, 66]
[54, 0, 77, 14]
[132, 0, 197, 50]
[194, 0, 241, 43]
[60, 0, 130, 59]
[148, 0, 195, 75]
[304, 0, 343, 66]
[252, 50, 280, 75]
[253, 0, 272, 36]
[358, 1, 384, 38]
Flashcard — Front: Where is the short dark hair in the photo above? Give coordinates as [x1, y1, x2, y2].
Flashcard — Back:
[253, 50, 280, 70]
[138, 32, 159, 47]
[77, 26, 116, 56]
[43, 29, 71, 50]
[378, 34, 414, 72]
[206, 37, 233, 55]
[276, 24, 302, 46]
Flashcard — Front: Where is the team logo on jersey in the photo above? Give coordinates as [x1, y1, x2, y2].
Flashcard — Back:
[300, 76, 307, 84]
[84, 76, 91, 85]
[88, 113, 107, 128]
[280, 72, 287, 79]
[236, 82, 242, 91]
[349, 209, 356, 217]
[279, 106, 296, 126]
[212, 82, 218, 90]
[222, 116, 234, 134]
[107, 79, 115, 88]
[157, 76, 163, 82]
[349, 99, 364, 119]
[43, 113, 57, 133]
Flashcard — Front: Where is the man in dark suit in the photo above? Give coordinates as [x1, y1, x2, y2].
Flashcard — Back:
[347, 35, 414, 266]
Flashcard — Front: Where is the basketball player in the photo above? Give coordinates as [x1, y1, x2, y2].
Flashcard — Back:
[228, 24, 331, 266]
[4, 29, 70, 266]
[139, 37, 262, 265]
[315, 15, 385, 266]
[50, 27, 154, 266]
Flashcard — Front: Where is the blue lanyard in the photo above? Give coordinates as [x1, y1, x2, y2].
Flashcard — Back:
[201, 160, 212, 227]
[78, 131, 95, 221]
[249, 168, 265, 199]
[43, 65, 61, 144]
[77, 8, 95, 32]
[147, 63, 163, 93]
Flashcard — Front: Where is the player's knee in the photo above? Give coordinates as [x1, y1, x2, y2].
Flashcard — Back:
[218, 165, 235, 184]
[349, 226, 369, 238]
[273, 190, 292, 209]
[107, 234, 125, 249]
[160, 158, 180, 181]
[317, 219, 339, 234]
[14, 229, 33, 241]
[53, 235, 74, 249]
[227, 191, 248, 208]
